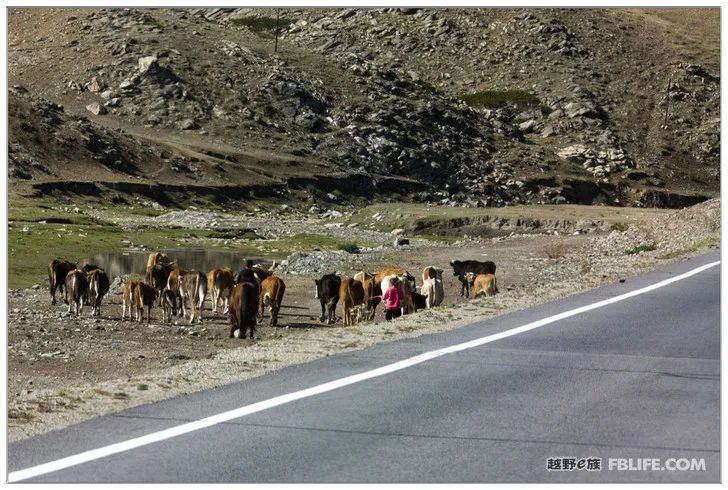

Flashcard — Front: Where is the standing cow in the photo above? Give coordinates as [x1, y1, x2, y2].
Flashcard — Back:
[259, 276, 285, 327]
[65, 270, 89, 316]
[208, 267, 234, 314]
[421, 266, 445, 309]
[87, 268, 110, 316]
[450, 260, 496, 298]
[48, 258, 75, 305]
[315, 274, 341, 325]
[229, 282, 259, 339]
[180, 270, 208, 324]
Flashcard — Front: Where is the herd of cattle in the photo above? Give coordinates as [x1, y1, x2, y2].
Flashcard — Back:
[47, 254, 498, 340]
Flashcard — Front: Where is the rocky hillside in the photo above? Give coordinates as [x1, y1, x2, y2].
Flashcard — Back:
[8, 7, 719, 208]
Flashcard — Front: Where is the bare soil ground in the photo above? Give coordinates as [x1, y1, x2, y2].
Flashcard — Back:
[7, 199, 719, 441]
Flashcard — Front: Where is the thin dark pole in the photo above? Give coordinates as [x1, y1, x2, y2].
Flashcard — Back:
[274, 8, 280, 53]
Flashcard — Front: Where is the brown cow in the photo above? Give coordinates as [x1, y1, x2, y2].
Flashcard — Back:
[373, 267, 409, 288]
[133, 281, 158, 323]
[208, 268, 234, 314]
[145, 252, 171, 274]
[65, 270, 89, 316]
[48, 258, 75, 305]
[166, 266, 187, 317]
[339, 278, 366, 326]
[259, 276, 285, 326]
[87, 268, 110, 316]
[469, 273, 498, 298]
[354, 272, 380, 321]
[228, 282, 259, 339]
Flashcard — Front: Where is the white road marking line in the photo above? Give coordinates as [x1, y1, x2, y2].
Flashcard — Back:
[9, 260, 720, 482]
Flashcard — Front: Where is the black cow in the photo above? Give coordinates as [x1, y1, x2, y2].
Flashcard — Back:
[314, 274, 341, 324]
[147, 262, 174, 306]
[450, 260, 497, 298]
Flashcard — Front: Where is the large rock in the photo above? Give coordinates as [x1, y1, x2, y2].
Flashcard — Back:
[86, 102, 107, 115]
[138, 55, 158, 74]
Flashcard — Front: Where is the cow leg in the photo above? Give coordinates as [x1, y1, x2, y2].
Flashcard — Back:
[320, 300, 327, 323]
[269, 302, 277, 327]
[50, 283, 57, 305]
[147, 305, 152, 324]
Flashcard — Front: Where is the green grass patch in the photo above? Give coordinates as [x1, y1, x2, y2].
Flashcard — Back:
[8, 409, 36, 423]
[8, 208, 264, 288]
[230, 15, 295, 36]
[624, 243, 657, 255]
[610, 222, 629, 232]
[461, 89, 541, 109]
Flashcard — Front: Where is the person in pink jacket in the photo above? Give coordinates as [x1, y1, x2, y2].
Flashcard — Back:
[382, 277, 403, 321]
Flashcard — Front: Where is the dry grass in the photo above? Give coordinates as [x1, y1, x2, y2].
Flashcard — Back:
[544, 242, 566, 259]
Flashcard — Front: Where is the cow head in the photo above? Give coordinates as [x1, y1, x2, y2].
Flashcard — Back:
[465, 272, 476, 288]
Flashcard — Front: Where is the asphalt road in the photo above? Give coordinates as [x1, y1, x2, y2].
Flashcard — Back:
[8, 251, 721, 483]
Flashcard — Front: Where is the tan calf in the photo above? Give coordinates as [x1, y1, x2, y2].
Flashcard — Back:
[471, 273, 498, 298]
[259, 276, 286, 326]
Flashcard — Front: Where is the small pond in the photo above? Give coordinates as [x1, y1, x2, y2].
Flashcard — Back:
[90, 249, 269, 278]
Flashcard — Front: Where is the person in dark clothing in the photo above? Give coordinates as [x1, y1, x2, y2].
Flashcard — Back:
[236, 259, 259, 292]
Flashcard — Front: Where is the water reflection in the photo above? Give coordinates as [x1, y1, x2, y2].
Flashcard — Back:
[90, 249, 268, 278]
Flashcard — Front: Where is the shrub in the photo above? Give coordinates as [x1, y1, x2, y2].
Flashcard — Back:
[461, 89, 541, 109]
[338, 242, 360, 254]
[610, 222, 629, 232]
[624, 243, 656, 255]
[544, 242, 565, 259]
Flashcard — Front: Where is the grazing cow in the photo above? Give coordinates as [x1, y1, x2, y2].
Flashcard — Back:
[133, 281, 157, 323]
[65, 270, 89, 316]
[166, 266, 187, 316]
[228, 282, 259, 339]
[412, 292, 428, 310]
[48, 258, 75, 305]
[339, 278, 366, 326]
[160, 288, 178, 324]
[469, 273, 498, 298]
[314, 274, 341, 324]
[87, 268, 110, 316]
[180, 270, 207, 324]
[450, 260, 497, 298]
[259, 276, 286, 326]
[208, 268, 234, 314]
